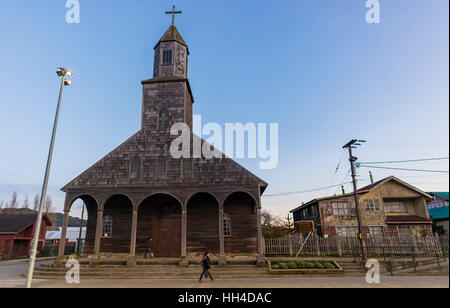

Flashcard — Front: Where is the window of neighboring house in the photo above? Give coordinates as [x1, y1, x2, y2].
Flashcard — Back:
[366, 200, 380, 211]
[159, 108, 169, 129]
[385, 201, 408, 213]
[223, 213, 231, 236]
[369, 226, 384, 236]
[336, 226, 358, 237]
[162, 50, 172, 65]
[332, 202, 351, 216]
[4, 240, 12, 257]
[102, 215, 113, 238]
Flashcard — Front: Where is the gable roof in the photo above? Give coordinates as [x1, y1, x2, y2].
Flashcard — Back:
[291, 176, 431, 213]
[62, 131, 268, 194]
[0, 214, 52, 235]
[356, 176, 432, 198]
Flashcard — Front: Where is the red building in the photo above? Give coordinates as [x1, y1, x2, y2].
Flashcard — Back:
[0, 214, 52, 259]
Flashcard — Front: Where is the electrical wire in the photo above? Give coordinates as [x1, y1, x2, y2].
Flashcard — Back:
[357, 165, 449, 174]
[358, 157, 449, 165]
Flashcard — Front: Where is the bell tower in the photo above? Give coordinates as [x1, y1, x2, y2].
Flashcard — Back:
[142, 8, 193, 134]
[153, 7, 189, 78]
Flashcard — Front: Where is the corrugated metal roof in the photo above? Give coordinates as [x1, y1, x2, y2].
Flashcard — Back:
[45, 227, 86, 240]
[429, 207, 449, 221]
[427, 192, 449, 201]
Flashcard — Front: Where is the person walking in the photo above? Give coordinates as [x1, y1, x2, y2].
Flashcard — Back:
[199, 252, 214, 283]
[144, 236, 153, 259]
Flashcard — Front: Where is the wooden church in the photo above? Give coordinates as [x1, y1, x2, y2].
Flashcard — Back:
[57, 15, 267, 266]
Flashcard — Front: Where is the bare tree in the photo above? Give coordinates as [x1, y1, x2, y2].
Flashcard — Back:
[22, 194, 29, 209]
[261, 209, 283, 228]
[44, 196, 54, 213]
[9, 192, 19, 209]
[33, 194, 39, 211]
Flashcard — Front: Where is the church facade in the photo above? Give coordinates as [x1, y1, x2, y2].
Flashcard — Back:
[57, 23, 267, 265]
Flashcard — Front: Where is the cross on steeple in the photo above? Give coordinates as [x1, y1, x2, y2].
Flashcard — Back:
[165, 5, 182, 25]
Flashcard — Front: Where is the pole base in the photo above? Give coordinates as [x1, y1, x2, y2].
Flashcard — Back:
[218, 255, 227, 267]
[256, 255, 266, 267]
[127, 256, 136, 267]
[179, 257, 189, 267]
[88, 255, 101, 267]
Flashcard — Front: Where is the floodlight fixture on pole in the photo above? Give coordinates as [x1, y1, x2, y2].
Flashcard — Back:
[25, 68, 73, 288]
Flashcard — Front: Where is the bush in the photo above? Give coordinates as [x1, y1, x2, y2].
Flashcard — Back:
[271, 264, 280, 270]
[303, 262, 316, 269]
[278, 262, 289, 269]
[323, 262, 336, 269]
[314, 262, 325, 269]
[296, 261, 307, 268]
[287, 262, 298, 269]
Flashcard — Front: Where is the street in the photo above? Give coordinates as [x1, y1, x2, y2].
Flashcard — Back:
[0, 259, 46, 288]
[0, 259, 448, 288]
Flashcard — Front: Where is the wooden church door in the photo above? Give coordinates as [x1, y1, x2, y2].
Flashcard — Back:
[152, 204, 181, 258]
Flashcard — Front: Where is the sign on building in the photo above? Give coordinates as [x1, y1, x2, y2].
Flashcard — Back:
[296, 221, 315, 233]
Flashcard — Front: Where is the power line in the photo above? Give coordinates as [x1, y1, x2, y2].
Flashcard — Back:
[263, 180, 356, 198]
[358, 157, 449, 165]
[358, 165, 449, 174]
[327, 149, 346, 194]
[334, 169, 351, 195]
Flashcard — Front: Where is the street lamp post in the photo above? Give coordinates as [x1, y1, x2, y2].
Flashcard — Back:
[25, 68, 73, 288]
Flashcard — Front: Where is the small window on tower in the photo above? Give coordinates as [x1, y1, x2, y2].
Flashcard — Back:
[163, 50, 172, 65]
[159, 108, 169, 129]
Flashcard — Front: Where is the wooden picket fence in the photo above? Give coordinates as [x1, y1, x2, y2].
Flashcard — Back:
[264, 234, 449, 257]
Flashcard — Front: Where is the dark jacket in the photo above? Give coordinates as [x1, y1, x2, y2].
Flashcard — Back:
[202, 256, 211, 270]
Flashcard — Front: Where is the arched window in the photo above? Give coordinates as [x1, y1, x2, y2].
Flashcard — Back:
[223, 213, 232, 236]
[182, 158, 193, 179]
[129, 156, 141, 181]
[102, 215, 113, 238]
[159, 108, 169, 129]
[156, 156, 167, 179]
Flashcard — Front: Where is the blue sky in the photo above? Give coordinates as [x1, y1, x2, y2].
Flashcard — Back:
[0, 0, 448, 218]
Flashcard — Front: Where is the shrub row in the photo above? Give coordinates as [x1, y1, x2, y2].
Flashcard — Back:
[271, 261, 336, 270]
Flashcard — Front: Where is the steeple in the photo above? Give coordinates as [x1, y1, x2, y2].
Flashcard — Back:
[153, 8, 189, 78]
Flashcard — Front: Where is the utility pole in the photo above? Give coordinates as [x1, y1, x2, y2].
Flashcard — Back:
[343, 139, 367, 261]
[77, 202, 85, 255]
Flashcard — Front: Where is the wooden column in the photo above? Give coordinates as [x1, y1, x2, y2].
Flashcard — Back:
[180, 207, 188, 266]
[57, 210, 70, 260]
[256, 188, 265, 266]
[181, 208, 187, 258]
[218, 206, 226, 265]
[93, 210, 103, 257]
[128, 209, 138, 266]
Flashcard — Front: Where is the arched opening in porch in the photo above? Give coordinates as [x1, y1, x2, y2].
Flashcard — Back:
[137, 194, 183, 258]
[66, 195, 98, 255]
[100, 194, 133, 254]
[186, 192, 220, 255]
[223, 192, 258, 254]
